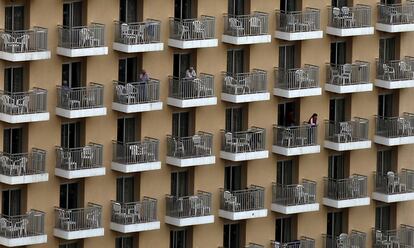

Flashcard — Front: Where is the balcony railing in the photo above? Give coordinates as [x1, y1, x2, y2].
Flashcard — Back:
[167, 132, 213, 159]
[377, 2, 414, 25]
[273, 124, 318, 148]
[0, 148, 46, 177]
[328, 5, 372, 29]
[0, 27, 48, 53]
[272, 180, 317, 206]
[168, 74, 214, 100]
[224, 12, 269, 36]
[276, 8, 321, 32]
[323, 230, 366, 248]
[57, 83, 104, 110]
[113, 80, 160, 105]
[0, 88, 47, 115]
[169, 16, 215, 41]
[326, 61, 370, 86]
[54, 203, 102, 231]
[114, 20, 161, 45]
[324, 118, 369, 143]
[271, 237, 315, 248]
[166, 191, 212, 218]
[374, 169, 414, 194]
[324, 174, 368, 200]
[0, 210, 45, 239]
[58, 23, 105, 49]
[112, 138, 159, 165]
[373, 225, 414, 248]
[274, 64, 319, 90]
[111, 197, 157, 225]
[375, 113, 414, 138]
[56, 143, 103, 171]
[376, 57, 414, 81]
[220, 185, 265, 212]
[221, 127, 266, 153]
[222, 70, 267, 95]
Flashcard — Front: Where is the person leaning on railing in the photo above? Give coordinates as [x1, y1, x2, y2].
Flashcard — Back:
[307, 113, 318, 145]
[138, 70, 149, 102]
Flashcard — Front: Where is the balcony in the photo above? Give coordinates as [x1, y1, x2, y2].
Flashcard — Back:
[110, 198, 160, 233]
[55, 143, 105, 179]
[271, 237, 315, 248]
[326, 5, 374, 37]
[166, 132, 214, 167]
[275, 8, 323, 41]
[220, 127, 268, 161]
[56, 83, 107, 119]
[165, 191, 214, 227]
[0, 88, 49, 123]
[113, 20, 163, 53]
[324, 118, 371, 151]
[112, 80, 162, 113]
[0, 210, 46, 247]
[373, 225, 414, 248]
[374, 113, 414, 146]
[219, 186, 267, 220]
[0, 27, 50, 61]
[272, 125, 320, 156]
[0, 148, 48, 185]
[223, 12, 271, 45]
[112, 138, 160, 173]
[274, 65, 321, 98]
[167, 74, 217, 108]
[168, 16, 217, 49]
[376, 2, 414, 33]
[323, 175, 370, 208]
[57, 23, 108, 57]
[222, 70, 269, 103]
[271, 180, 319, 214]
[54, 203, 104, 240]
[323, 230, 366, 248]
[372, 169, 414, 203]
[375, 57, 414, 89]
[326, 62, 373, 93]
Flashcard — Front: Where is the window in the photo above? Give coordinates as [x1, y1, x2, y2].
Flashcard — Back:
[377, 149, 394, 175]
[172, 112, 190, 137]
[3, 127, 23, 154]
[375, 205, 391, 231]
[225, 107, 244, 132]
[174, 0, 194, 19]
[228, 0, 246, 15]
[329, 98, 346, 122]
[60, 183, 80, 209]
[227, 49, 245, 74]
[379, 37, 397, 62]
[225, 164, 243, 191]
[63, 1, 83, 27]
[61, 122, 82, 149]
[378, 94, 395, 117]
[5, 5, 24, 31]
[119, 57, 138, 83]
[116, 236, 134, 248]
[223, 223, 241, 248]
[170, 229, 188, 248]
[381, 0, 399, 4]
[59, 242, 80, 248]
[117, 117, 136, 143]
[330, 41, 347, 65]
[173, 53, 192, 78]
[328, 154, 345, 179]
[275, 217, 294, 243]
[332, 0, 348, 8]
[62, 62, 82, 88]
[116, 176, 135, 203]
[5, 67, 24, 93]
[2, 189, 21, 216]
[279, 45, 297, 70]
[278, 101, 298, 127]
[327, 212, 344, 247]
[277, 160, 294, 185]
[280, 0, 299, 12]
[171, 171, 189, 197]
[120, 0, 138, 23]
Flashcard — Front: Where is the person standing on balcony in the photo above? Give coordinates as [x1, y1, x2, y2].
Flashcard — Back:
[308, 113, 318, 126]
[139, 69, 149, 102]
[185, 67, 197, 79]
[307, 113, 318, 145]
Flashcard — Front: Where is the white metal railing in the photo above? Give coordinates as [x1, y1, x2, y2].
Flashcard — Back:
[221, 127, 266, 153]
[375, 113, 414, 138]
[56, 143, 103, 171]
[326, 61, 370, 86]
[324, 117, 369, 143]
[169, 16, 215, 40]
[113, 79, 160, 105]
[224, 12, 269, 36]
[376, 57, 414, 81]
[272, 179, 317, 206]
[111, 197, 157, 225]
[328, 5, 372, 29]
[374, 169, 414, 194]
[58, 23, 105, 49]
[377, 2, 414, 25]
[114, 19, 161, 45]
[57, 83, 104, 110]
[372, 225, 414, 248]
[273, 124, 318, 148]
[166, 191, 212, 218]
[0, 148, 46, 177]
[276, 8, 321, 32]
[323, 230, 366, 248]
[271, 237, 315, 248]
[274, 64, 319, 90]
[0, 27, 48, 53]
[167, 132, 213, 159]
[0, 88, 47, 115]
[112, 138, 159, 165]
[0, 210, 45, 239]
[324, 174, 368, 200]
[222, 69, 268, 95]
[54, 203, 102, 231]
[168, 73, 214, 100]
[220, 185, 265, 212]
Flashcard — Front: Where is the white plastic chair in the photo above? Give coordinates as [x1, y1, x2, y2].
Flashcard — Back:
[383, 63, 395, 81]
[223, 191, 240, 211]
[192, 20, 205, 39]
[249, 16, 261, 35]
[229, 18, 244, 36]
